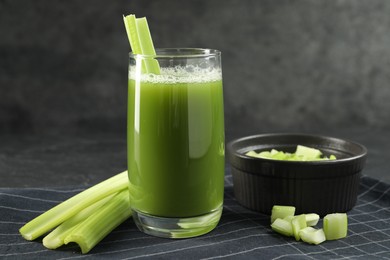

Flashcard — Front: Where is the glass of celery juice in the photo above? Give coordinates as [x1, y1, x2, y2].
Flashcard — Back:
[127, 48, 225, 238]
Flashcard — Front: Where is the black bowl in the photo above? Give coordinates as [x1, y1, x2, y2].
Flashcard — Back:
[227, 133, 367, 216]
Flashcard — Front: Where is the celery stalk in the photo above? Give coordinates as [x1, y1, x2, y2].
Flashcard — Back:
[19, 171, 128, 240]
[64, 190, 132, 254]
[123, 14, 160, 74]
[123, 15, 142, 54]
[42, 193, 116, 249]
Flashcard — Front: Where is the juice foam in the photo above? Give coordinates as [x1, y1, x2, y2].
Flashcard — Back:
[128, 66, 222, 84]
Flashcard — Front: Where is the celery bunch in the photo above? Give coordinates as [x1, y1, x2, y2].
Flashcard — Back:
[20, 13, 161, 254]
[19, 171, 131, 254]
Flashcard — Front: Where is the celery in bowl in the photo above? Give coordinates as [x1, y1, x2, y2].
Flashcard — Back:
[227, 133, 367, 216]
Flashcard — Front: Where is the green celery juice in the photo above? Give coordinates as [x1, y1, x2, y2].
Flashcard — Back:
[127, 67, 225, 218]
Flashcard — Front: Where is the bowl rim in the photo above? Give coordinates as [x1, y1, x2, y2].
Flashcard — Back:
[227, 133, 368, 165]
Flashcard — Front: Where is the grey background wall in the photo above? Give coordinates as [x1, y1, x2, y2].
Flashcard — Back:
[1, 0, 390, 136]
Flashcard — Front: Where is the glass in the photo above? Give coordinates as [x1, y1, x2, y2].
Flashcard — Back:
[127, 48, 225, 238]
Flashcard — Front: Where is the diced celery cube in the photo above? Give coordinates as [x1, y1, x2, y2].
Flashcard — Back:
[271, 218, 293, 237]
[323, 213, 348, 240]
[305, 213, 320, 226]
[292, 214, 307, 241]
[295, 145, 322, 159]
[283, 215, 294, 223]
[245, 151, 260, 157]
[271, 205, 296, 224]
[299, 227, 326, 245]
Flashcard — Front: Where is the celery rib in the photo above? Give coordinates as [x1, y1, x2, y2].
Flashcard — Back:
[19, 171, 128, 240]
[123, 15, 142, 54]
[42, 193, 116, 249]
[123, 14, 160, 74]
[64, 190, 132, 254]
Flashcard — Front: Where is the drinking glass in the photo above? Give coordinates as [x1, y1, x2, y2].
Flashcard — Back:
[127, 48, 225, 238]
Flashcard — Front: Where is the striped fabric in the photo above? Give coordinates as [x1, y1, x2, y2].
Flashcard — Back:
[1, 173, 389, 259]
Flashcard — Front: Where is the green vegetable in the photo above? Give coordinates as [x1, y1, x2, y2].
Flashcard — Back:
[64, 190, 131, 254]
[323, 213, 348, 240]
[42, 194, 115, 249]
[292, 214, 307, 241]
[271, 205, 296, 224]
[295, 145, 322, 159]
[123, 14, 160, 74]
[299, 227, 326, 245]
[21, 13, 162, 254]
[19, 171, 130, 254]
[269, 205, 349, 246]
[271, 218, 293, 237]
[246, 145, 336, 161]
[305, 213, 320, 226]
[283, 215, 294, 223]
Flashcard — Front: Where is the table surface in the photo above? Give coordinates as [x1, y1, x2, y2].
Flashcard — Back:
[1, 170, 389, 259]
[0, 127, 389, 259]
[0, 127, 389, 188]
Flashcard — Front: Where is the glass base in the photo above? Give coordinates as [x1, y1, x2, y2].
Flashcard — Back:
[132, 206, 223, 239]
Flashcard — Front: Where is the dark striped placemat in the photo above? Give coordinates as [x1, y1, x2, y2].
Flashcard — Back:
[1, 174, 389, 259]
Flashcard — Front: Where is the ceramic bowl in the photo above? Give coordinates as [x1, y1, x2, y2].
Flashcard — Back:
[227, 133, 367, 216]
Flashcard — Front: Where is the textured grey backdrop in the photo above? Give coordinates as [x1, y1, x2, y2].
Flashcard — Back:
[1, 0, 390, 135]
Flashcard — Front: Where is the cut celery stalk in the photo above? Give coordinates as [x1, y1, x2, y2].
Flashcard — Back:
[292, 214, 307, 241]
[246, 145, 336, 161]
[42, 193, 116, 249]
[19, 171, 128, 240]
[64, 190, 132, 254]
[305, 213, 320, 226]
[271, 218, 293, 237]
[271, 205, 296, 224]
[123, 15, 142, 54]
[283, 215, 294, 223]
[245, 150, 259, 158]
[323, 213, 348, 240]
[299, 227, 326, 245]
[123, 14, 160, 74]
[270, 205, 348, 245]
[295, 145, 322, 159]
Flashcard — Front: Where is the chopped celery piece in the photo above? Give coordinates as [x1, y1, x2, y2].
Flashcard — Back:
[123, 14, 160, 74]
[64, 190, 132, 254]
[295, 145, 322, 159]
[292, 214, 307, 241]
[271, 205, 296, 224]
[271, 218, 293, 237]
[299, 227, 326, 245]
[245, 150, 259, 158]
[283, 215, 294, 223]
[245, 145, 336, 161]
[305, 213, 320, 226]
[19, 171, 128, 240]
[270, 205, 348, 245]
[42, 194, 115, 249]
[323, 213, 348, 240]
